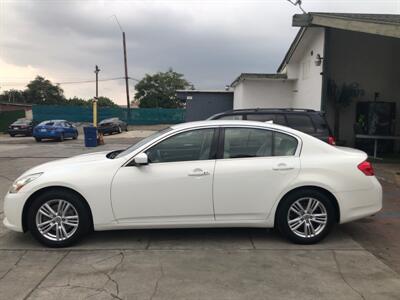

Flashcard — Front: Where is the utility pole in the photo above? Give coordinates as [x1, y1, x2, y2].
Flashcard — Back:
[113, 15, 131, 123]
[93, 65, 100, 127]
[123, 32, 131, 122]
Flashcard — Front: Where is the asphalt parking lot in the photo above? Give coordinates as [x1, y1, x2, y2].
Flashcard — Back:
[0, 132, 399, 299]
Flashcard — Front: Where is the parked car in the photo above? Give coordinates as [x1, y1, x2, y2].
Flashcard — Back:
[98, 118, 128, 135]
[7, 119, 37, 137]
[33, 120, 78, 142]
[209, 108, 336, 145]
[3, 120, 382, 247]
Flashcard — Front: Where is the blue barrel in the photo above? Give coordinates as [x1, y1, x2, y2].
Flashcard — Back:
[83, 126, 98, 147]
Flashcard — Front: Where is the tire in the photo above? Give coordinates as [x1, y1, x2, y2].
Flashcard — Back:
[59, 133, 64, 142]
[276, 189, 335, 244]
[9, 134, 15, 137]
[72, 132, 78, 140]
[118, 126, 122, 134]
[35, 137, 41, 142]
[27, 189, 91, 248]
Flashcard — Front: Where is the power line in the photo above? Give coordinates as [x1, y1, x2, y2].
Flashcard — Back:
[0, 76, 140, 87]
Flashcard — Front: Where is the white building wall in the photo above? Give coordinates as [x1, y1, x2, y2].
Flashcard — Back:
[291, 28, 325, 110]
[232, 28, 325, 111]
[233, 79, 294, 109]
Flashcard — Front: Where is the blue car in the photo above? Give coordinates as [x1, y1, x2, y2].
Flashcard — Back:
[33, 120, 78, 142]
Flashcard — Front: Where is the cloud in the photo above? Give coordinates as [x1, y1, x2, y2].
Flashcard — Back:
[0, 0, 398, 104]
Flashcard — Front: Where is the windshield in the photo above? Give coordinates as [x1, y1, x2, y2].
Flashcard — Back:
[13, 119, 31, 125]
[100, 118, 117, 124]
[115, 127, 173, 158]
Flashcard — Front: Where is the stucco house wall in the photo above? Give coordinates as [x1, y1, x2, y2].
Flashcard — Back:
[291, 28, 325, 110]
[233, 79, 294, 109]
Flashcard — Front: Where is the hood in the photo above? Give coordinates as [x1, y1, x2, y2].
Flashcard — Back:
[21, 151, 113, 176]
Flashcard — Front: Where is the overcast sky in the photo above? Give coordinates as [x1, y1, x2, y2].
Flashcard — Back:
[0, 0, 399, 104]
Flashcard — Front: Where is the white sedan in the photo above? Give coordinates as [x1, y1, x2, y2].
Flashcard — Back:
[3, 120, 382, 247]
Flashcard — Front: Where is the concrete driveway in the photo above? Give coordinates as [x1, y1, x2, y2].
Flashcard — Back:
[0, 133, 399, 299]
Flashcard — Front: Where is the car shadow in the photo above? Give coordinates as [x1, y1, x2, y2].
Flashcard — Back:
[0, 227, 361, 251]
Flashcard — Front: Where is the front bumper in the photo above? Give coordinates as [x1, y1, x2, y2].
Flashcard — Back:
[3, 191, 27, 232]
[98, 126, 117, 134]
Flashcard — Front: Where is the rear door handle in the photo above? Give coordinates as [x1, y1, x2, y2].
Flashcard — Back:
[188, 168, 210, 176]
[273, 163, 294, 171]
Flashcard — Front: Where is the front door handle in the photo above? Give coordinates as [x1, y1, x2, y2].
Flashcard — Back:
[272, 163, 294, 171]
[188, 168, 210, 176]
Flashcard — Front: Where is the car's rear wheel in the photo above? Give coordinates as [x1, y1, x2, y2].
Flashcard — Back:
[27, 190, 91, 247]
[35, 137, 41, 142]
[72, 132, 78, 140]
[276, 189, 335, 244]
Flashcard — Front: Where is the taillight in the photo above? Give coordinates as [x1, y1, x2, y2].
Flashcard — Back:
[358, 161, 374, 176]
[328, 136, 336, 145]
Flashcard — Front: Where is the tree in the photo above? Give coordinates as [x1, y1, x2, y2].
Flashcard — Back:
[327, 80, 364, 140]
[0, 89, 27, 103]
[67, 97, 87, 106]
[135, 69, 193, 108]
[24, 76, 65, 104]
[89, 96, 118, 107]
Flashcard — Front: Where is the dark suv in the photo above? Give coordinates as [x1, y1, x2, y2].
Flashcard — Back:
[209, 108, 335, 145]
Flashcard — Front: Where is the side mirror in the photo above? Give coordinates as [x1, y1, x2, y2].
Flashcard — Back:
[133, 153, 148, 165]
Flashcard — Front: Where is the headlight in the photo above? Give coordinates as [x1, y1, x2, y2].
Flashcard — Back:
[9, 173, 43, 193]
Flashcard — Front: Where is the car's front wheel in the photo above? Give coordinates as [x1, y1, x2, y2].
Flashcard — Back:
[276, 189, 335, 244]
[27, 189, 91, 247]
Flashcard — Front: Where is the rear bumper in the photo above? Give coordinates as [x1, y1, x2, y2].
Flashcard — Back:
[337, 176, 382, 224]
[7, 129, 31, 135]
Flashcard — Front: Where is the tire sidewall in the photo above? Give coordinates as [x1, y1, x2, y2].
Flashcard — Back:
[277, 189, 335, 244]
[27, 190, 90, 248]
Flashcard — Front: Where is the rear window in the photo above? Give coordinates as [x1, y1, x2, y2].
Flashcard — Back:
[286, 114, 315, 133]
[39, 121, 56, 126]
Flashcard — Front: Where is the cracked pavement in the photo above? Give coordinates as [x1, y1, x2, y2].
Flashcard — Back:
[0, 134, 399, 299]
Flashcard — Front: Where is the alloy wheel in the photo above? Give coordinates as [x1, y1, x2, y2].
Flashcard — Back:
[287, 197, 328, 238]
[35, 199, 79, 241]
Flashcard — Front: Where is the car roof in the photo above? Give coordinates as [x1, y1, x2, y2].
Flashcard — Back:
[170, 120, 300, 135]
[40, 120, 66, 123]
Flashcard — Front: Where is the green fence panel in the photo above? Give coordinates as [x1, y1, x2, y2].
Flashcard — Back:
[0, 110, 25, 132]
[32, 105, 186, 125]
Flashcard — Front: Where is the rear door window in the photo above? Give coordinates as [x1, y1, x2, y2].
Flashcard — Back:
[274, 132, 298, 156]
[286, 114, 315, 133]
[223, 128, 273, 158]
